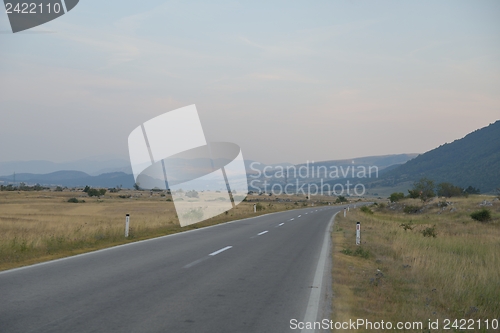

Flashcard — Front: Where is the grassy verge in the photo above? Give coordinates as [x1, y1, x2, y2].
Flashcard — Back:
[0, 190, 338, 271]
[331, 196, 500, 332]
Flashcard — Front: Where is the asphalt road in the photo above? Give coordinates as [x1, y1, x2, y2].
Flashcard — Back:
[0, 205, 349, 333]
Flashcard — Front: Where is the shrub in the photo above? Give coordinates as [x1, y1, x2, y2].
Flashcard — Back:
[341, 248, 353, 255]
[256, 202, 265, 211]
[335, 195, 348, 203]
[407, 189, 420, 199]
[408, 178, 435, 202]
[389, 192, 405, 202]
[400, 221, 414, 231]
[360, 206, 373, 214]
[422, 225, 437, 238]
[185, 190, 199, 198]
[181, 207, 204, 221]
[403, 205, 420, 214]
[341, 247, 370, 258]
[87, 188, 107, 197]
[67, 198, 80, 203]
[470, 209, 491, 222]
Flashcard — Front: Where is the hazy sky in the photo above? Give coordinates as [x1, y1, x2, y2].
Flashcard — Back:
[1, 0, 499, 164]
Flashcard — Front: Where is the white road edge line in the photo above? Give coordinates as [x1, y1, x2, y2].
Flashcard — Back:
[209, 246, 233, 256]
[278, 223, 284, 226]
[301, 212, 338, 333]
[257, 230, 269, 236]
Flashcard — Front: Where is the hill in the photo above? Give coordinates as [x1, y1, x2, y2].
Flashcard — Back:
[0, 171, 135, 188]
[0, 158, 131, 176]
[380, 120, 500, 193]
[0, 154, 418, 190]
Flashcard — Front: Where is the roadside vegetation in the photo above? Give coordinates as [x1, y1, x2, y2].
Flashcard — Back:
[331, 195, 500, 332]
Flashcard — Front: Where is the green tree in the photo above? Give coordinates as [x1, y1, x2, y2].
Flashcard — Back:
[335, 195, 348, 203]
[409, 178, 435, 202]
[389, 192, 405, 202]
[407, 189, 420, 199]
[464, 186, 480, 195]
[436, 182, 463, 197]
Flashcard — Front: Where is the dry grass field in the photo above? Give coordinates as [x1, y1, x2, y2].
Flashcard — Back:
[0, 189, 338, 271]
[331, 195, 500, 332]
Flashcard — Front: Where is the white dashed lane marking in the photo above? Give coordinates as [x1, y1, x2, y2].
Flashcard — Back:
[209, 246, 233, 256]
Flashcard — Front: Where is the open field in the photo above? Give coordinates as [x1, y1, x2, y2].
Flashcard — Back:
[0, 189, 346, 271]
[331, 195, 500, 332]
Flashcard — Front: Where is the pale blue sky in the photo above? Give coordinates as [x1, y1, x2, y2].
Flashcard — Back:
[1, 0, 499, 164]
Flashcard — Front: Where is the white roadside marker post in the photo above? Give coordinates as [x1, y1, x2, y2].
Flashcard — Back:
[348, 206, 350, 211]
[254, 204, 256, 213]
[125, 214, 130, 238]
[344, 208, 346, 217]
[356, 222, 361, 245]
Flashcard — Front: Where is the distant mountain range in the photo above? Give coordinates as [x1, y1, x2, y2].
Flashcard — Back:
[377, 120, 500, 193]
[0, 171, 135, 188]
[0, 158, 132, 176]
[0, 154, 419, 189]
